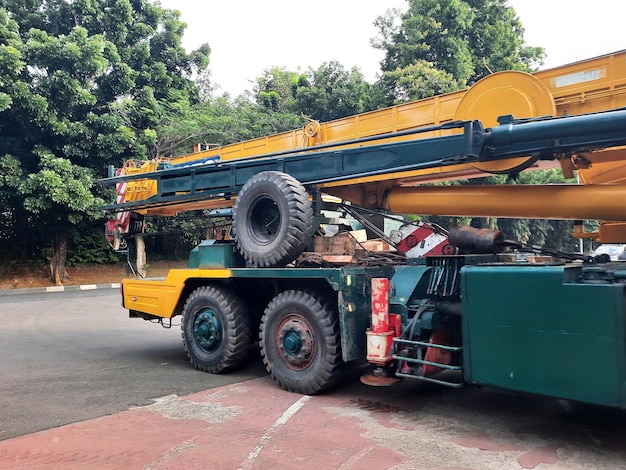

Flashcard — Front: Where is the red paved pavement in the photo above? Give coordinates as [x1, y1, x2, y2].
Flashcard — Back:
[1, 376, 623, 469]
[0, 377, 406, 469]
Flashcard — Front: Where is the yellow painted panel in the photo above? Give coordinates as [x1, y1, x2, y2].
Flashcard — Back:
[123, 278, 179, 317]
[578, 148, 626, 184]
[122, 268, 232, 319]
[536, 50, 626, 114]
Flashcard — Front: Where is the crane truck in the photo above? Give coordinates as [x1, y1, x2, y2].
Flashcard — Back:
[102, 51, 626, 407]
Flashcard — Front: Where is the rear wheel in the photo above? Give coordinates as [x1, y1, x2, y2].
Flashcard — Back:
[181, 285, 253, 373]
[259, 290, 342, 394]
[233, 171, 313, 267]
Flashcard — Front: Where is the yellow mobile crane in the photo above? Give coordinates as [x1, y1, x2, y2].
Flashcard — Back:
[102, 51, 626, 407]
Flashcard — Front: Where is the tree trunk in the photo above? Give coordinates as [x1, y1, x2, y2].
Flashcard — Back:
[136, 234, 147, 278]
[13, 206, 32, 259]
[50, 233, 68, 286]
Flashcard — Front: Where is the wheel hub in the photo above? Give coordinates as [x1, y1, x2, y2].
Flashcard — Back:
[276, 315, 315, 370]
[194, 309, 222, 352]
[250, 196, 280, 244]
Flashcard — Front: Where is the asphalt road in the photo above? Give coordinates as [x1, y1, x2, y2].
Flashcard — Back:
[0, 289, 266, 440]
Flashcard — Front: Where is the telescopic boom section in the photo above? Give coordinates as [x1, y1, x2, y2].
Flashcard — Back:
[166, 50, 626, 169]
[104, 50, 626, 216]
[102, 108, 626, 220]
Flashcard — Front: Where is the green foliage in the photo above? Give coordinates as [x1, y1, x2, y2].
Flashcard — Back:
[253, 61, 377, 121]
[381, 59, 461, 103]
[372, 0, 545, 103]
[464, 0, 545, 82]
[254, 66, 305, 112]
[293, 61, 373, 121]
[0, 154, 22, 255]
[259, 90, 281, 110]
[231, 97, 305, 140]
[65, 220, 121, 266]
[0, 0, 209, 267]
[0, 153, 21, 191]
[147, 212, 206, 255]
[20, 151, 102, 224]
[382, 0, 474, 81]
[0, 0, 210, 169]
[156, 95, 306, 158]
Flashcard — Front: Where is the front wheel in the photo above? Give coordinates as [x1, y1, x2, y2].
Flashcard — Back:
[259, 290, 342, 394]
[181, 285, 253, 373]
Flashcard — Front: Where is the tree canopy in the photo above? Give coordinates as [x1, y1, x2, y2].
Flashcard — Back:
[253, 61, 375, 122]
[0, 0, 209, 281]
[372, 0, 545, 103]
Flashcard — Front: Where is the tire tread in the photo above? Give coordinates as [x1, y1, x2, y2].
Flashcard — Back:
[181, 285, 253, 373]
[233, 171, 313, 267]
[259, 290, 342, 395]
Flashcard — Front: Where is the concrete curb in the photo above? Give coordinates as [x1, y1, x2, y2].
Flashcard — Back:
[0, 283, 121, 296]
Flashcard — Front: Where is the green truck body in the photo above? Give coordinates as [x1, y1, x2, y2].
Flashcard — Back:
[105, 94, 626, 407]
[121, 241, 626, 407]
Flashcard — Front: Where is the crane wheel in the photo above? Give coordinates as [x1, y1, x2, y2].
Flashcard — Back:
[233, 171, 313, 267]
[181, 285, 253, 373]
[259, 290, 343, 395]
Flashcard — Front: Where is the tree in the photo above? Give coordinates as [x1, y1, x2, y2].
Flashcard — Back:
[0, 155, 23, 257]
[253, 61, 377, 122]
[155, 93, 306, 159]
[294, 61, 374, 121]
[372, 0, 545, 103]
[380, 59, 460, 103]
[375, 1, 474, 83]
[369, 1, 585, 251]
[0, 0, 209, 281]
[464, 0, 545, 84]
[20, 152, 102, 284]
[254, 66, 306, 113]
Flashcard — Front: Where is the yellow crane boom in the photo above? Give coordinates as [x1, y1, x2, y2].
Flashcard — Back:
[170, 50, 626, 167]
[115, 50, 626, 242]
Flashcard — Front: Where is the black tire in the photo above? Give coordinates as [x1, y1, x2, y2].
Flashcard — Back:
[181, 285, 253, 373]
[259, 290, 342, 394]
[233, 171, 313, 267]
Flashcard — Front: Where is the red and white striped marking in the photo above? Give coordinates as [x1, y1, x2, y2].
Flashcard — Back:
[366, 278, 395, 364]
[390, 222, 450, 257]
[115, 169, 130, 233]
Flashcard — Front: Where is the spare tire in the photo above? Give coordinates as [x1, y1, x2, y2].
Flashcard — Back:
[233, 171, 313, 267]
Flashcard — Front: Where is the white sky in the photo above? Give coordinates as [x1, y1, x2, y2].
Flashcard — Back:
[157, 0, 625, 97]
